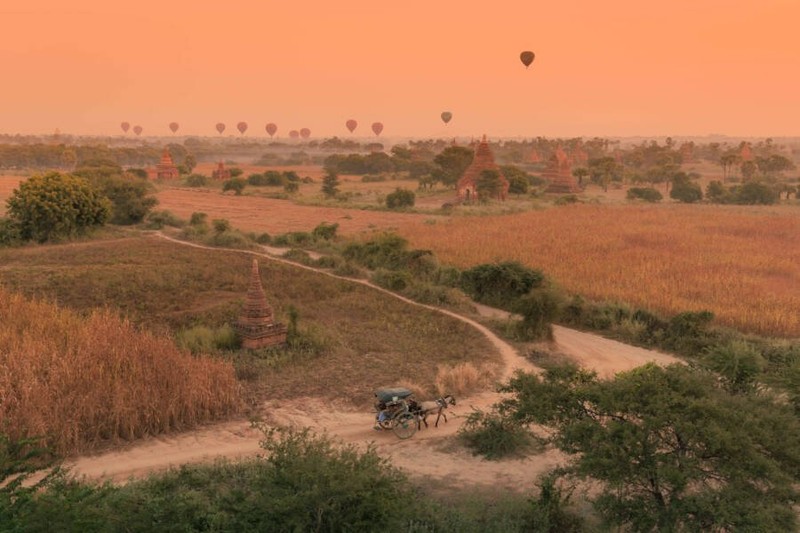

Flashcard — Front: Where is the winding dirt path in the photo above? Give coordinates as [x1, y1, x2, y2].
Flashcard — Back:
[66, 235, 679, 490]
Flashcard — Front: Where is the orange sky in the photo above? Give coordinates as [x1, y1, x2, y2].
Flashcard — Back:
[2, 0, 798, 139]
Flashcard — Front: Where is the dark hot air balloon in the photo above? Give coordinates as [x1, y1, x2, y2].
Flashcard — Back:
[215, 122, 225, 134]
[520, 51, 535, 68]
[299, 128, 311, 139]
[237, 121, 248, 135]
[120, 122, 130, 133]
[133, 125, 143, 136]
[346, 119, 357, 133]
[441, 112, 452, 124]
[169, 122, 179, 134]
[371, 122, 383, 136]
[289, 130, 300, 139]
[265, 123, 277, 137]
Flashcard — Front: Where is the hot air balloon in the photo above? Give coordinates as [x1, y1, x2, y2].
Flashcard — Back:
[120, 122, 130, 133]
[237, 121, 248, 135]
[265, 123, 277, 137]
[215, 122, 225, 134]
[299, 128, 311, 139]
[288, 130, 300, 139]
[133, 125, 143, 136]
[371, 122, 383, 136]
[169, 122, 179, 134]
[520, 51, 535, 68]
[441, 112, 453, 124]
[346, 119, 357, 133]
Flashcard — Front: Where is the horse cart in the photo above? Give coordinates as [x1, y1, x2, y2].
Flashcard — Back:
[373, 388, 420, 439]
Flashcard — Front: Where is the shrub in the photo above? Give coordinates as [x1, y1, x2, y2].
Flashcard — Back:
[371, 269, 412, 291]
[189, 212, 207, 226]
[255, 232, 272, 244]
[458, 409, 533, 460]
[145, 210, 184, 229]
[460, 262, 545, 309]
[222, 177, 246, 195]
[705, 180, 730, 203]
[204, 230, 254, 249]
[212, 218, 231, 233]
[670, 182, 703, 203]
[385, 188, 416, 209]
[734, 181, 778, 205]
[184, 173, 208, 187]
[176, 324, 241, 353]
[512, 288, 563, 341]
[554, 194, 580, 205]
[626, 187, 663, 202]
[704, 340, 765, 394]
[311, 222, 339, 241]
[0, 218, 22, 247]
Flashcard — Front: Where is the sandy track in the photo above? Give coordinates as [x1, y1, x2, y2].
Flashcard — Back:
[67, 235, 679, 489]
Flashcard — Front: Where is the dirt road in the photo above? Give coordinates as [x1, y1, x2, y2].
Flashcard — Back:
[67, 236, 679, 490]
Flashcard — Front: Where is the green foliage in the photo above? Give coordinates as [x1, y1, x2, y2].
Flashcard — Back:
[175, 324, 240, 353]
[311, 222, 339, 241]
[222, 177, 246, 195]
[6, 172, 110, 242]
[458, 408, 533, 460]
[501, 165, 531, 195]
[626, 186, 662, 202]
[144, 210, 184, 229]
[670, 181, 703, 203]
[733, 181, 778, 205]
[432, 146, 474, 188]
[704, 339, 765, 394]
[0, 218, 22, 247]
[371, 268, 412, 291]
[184, 173, 209, 187]
[460, 261, 545, 310]
[212, 218, 231, 233]
[94, 175, 158, 225]
[385, 187, 416, 209]
[499, 363, 800, 532]
[321, 170, 340, 198]
[229, 167, 243, 178]
[705, 180, 730, 202]
[189, 212, 207, 226]
[553, 194, 580, 205]
[512, 288, 562, 341]
[524, 474, 585, 533]
[476, 169, 505, 201]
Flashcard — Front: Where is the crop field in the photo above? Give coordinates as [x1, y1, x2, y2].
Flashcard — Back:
[397, 203, 800, 338]
[0, 235, 499, 409]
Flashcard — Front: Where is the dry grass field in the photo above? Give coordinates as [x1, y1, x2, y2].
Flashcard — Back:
[397, 203, 800, 338]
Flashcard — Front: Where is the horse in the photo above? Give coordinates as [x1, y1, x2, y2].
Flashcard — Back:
[415, 394, 456, 428]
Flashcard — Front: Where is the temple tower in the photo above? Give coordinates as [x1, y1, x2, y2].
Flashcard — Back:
[456, 135, 509, 202]
[235, 259, 287, 350]
[151, 148, 180, 180]
[544, 146, 581, 193]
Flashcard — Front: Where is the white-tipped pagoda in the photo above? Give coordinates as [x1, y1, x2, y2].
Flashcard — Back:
[235, 259, 287, 349]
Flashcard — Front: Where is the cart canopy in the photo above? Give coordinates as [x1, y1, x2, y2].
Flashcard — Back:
[375, 388, 413, 403]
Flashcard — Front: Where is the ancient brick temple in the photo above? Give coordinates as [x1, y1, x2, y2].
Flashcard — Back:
[211, 161, 231, 180]
[234, 259, 287, 350]
[680, 142, 694, 164]
[544, 146, 581, 193]
[149, 148, 180, 180]
[456, 135, 509, 202]
[740, 143, 753, 162]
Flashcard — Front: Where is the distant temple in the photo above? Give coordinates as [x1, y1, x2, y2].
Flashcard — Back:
[211, 161, 231, 180]
[569, 145, 589, 167]
[234, 259, 287, 350]
[149, 148, 180, 180]
[456, 135, 509, 202]
[528, 148, 542, 163]
[543, 146, 581, 194]
[740, 143, 753, 162]
[679, 142, 694, 164]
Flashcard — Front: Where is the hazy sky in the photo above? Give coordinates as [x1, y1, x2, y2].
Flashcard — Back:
[2, 0, 798, 138]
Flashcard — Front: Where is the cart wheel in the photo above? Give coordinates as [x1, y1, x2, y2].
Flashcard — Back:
[378, 418, 393, 430]
[392, 413, 417, 440]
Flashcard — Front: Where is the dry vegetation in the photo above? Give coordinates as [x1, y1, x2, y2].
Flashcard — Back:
[398, 203, 800, 338]
[0, 288, 241, 455]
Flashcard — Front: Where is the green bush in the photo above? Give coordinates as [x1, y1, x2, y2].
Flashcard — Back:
[385, 187, 415, 209]
[626, 187, 663, 202]
[554, 194, 580, 205]
[255, 232, 271, 244]
[176, 324, 241, 353]
[184, 173, 208, 187]
[222, 177, 246, 195]
[311, 222, 339, 241]
[458, 409, 533, 460]
[204, 230, 255, 249]
[512, 288, 563, 341]
[460, 262, 545, 310]
[371, 269, 412, 291]
[670, 182, 703, 203]
[734, 181, 778, 205]
[145, 210, 184, 229]
[0, 218, 22, 247]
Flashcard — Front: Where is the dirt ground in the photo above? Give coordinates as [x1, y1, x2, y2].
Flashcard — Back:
[66, 238, 680, 492]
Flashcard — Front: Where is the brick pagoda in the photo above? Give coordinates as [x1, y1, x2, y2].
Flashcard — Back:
[212, 161, 231, 180]
[150, 148, 180, 180]
[235, 259, 287, 350]
[456, 135, 509, 202]
[740, 143, 753, 162]
[544, 146, 581, 193]
[679, 142, 694, 164]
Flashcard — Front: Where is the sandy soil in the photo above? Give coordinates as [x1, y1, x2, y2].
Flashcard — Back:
[66, 236, 680, 491]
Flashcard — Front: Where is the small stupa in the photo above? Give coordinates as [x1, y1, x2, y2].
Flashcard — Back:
[543, 146, 581, 193]
[456, 135, 509, 202]
[211, 161, 231, 180]
[150, 148, 180, 180]
[740, 143, 753, 162]
[234, 259, 287, 350]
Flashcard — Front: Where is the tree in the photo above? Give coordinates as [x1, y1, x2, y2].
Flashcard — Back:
[498, 363, 800, 532]
[719, 153, 740, 182]
[734, 181, 778, 205]
[669, 174, 703, 203]
[321, 170, 340, 198]
[222, 178, 246, 195]
[501, 165, 530, 195]
[184, 154, 197, 174]
[740, 160, 757, 181]
[385, 188, 415, 209]
[571, 167, 589, 187]
[432, 146, 474, 188]
[98, 175, 158, 225]
[588, 157, 621, 191]
[705, 180, 730, 203]
[476, 169, 505, 201]
[5, 172, 110, 242]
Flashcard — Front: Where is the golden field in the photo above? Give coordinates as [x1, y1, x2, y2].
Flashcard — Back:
[397, 203, 800, 338]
